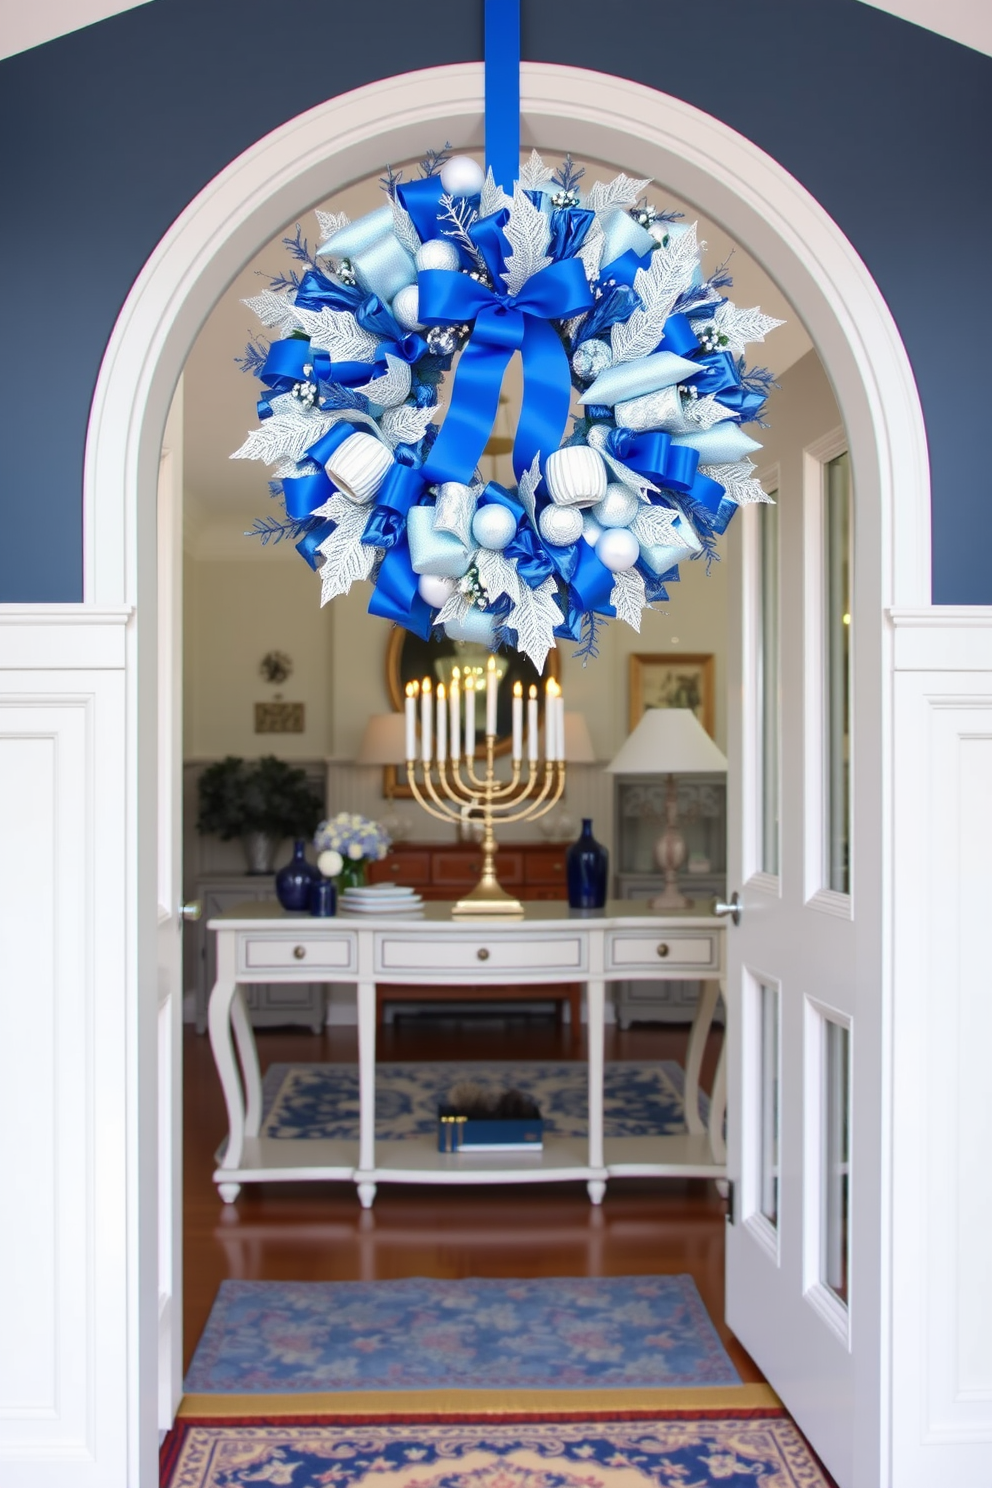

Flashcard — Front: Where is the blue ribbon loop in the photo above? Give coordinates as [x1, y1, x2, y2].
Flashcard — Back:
[605, 427, 725, 514]
[295, 519, 336, 570]
[361, 447, 429, 549]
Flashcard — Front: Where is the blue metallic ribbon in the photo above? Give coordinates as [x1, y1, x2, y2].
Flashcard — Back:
[280, 423, 362, 519]
[605, 427, 725, 514]
[395, 178, 450, 247]
[360, 447, 429, 549]
[658, 313, 700, 359]
[418, 258, 594, 485]
[294, 269, 363, 313]
[367, 537, 434, 640]
[485, 0, 520, 193]
[569, 542, 617, 617]
[295, 519, 336, 570]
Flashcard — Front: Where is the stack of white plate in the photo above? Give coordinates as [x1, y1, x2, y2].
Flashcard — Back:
[340, 883, 424, 914]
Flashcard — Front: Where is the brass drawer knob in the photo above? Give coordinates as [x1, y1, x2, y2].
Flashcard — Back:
[477, 947, 490, 961]
[656, 942, 670, 958]
[293, 945, 307, 961]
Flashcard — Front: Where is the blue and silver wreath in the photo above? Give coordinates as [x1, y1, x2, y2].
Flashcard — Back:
[235, 148, 782, 670]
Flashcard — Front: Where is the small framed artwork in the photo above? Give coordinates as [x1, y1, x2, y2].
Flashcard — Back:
[629, 653, 715, 736]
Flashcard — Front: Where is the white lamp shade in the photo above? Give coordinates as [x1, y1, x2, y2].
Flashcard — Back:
[356, 712, 408, 765]
[604, 707, 727, 774]
[563, 712, 597, 763]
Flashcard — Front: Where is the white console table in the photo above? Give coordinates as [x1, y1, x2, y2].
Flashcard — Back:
[207, 900, 726, 1208]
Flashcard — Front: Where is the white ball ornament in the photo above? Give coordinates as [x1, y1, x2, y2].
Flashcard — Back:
[595, 527, 640, 572]
[391, 284, 424, 331]
[415, 239, 462, 273]
[538, 504, 584, 547]
[417, 573, 457, 608]
[592, 482, 640, 528]
[471, 503, 517, 551]
[439, 154, 485, 198]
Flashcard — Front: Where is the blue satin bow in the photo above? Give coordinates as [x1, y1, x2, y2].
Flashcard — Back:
[418, 257, 594, 486]
[605, 427, 725, 514]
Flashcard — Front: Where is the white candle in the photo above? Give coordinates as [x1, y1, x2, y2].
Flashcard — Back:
[545, 678, 558, 762]
[486, 655, 498, 738]
[527, 684, 539, 765]
[465, 674, 476, 758]
[449, 668, 461, 760]
[405, 681, 419, 760]
[420, 677, 433, 763]
[512, 681, 523, 762]
[436, 682, 447, 762]
[556, 692, 566, 762]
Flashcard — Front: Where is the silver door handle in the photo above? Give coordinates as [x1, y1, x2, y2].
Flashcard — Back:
[714, 892, 741, 926]
[180, 901, 202, 922]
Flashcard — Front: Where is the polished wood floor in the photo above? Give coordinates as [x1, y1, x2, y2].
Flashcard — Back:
[183, 1012, 763, 1383]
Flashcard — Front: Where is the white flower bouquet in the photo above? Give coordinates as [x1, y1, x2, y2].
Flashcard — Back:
[314, 812, 391, 872]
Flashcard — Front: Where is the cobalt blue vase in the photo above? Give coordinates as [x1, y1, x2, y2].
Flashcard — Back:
[275, 839, 319, 911]
[566, 818, 609, 910]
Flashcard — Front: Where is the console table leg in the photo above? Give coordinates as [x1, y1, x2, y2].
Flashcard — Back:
[587, 1179, 606, 1206]
[586, 979, 606, 1198]
[217, 1182, 242, 1205]
[356, 979, 376, 1201]
[708, 987, 728, 1167]
[208, 973, 246, 1179]
[684, 979, 720, 1136]
[357, 1181, 377, 1210]
[230, 987, 263, 1138]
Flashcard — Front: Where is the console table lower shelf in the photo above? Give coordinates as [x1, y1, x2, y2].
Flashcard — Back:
[207, 901, 727, 1207]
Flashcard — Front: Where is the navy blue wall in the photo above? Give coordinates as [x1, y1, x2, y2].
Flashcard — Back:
[1, 0, 989, 602]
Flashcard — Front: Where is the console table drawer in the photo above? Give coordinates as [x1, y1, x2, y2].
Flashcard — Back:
[606, 931, 719, 974]
[241, 935, 356, 972]
[375, 932, 586, 977]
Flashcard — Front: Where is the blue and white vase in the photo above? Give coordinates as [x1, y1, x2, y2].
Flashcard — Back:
[566, 819, 609, 910]
[275, 839, 319, 910]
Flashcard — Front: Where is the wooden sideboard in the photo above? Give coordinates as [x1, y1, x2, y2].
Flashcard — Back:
[368, 840, 580, 1029]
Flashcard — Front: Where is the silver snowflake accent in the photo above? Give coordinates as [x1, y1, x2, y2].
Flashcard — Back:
[711, 301, 785, 357]
[701, 459, 774, 506]
[231, 400, 335, 467]
[241, 290, 302, 337]
[316, 494, 378, 605]
[585, 173, 652, 223]
[361, 353, 411, 410]
[507, 575, 562, 672]
[519, 149, 555, 192]
[479, 167, 513, 219]
[380, 403, 435, 449]
[610, 568, 647, 631]
[517, 454, 543, 532]
[501, 184, 552, 297]
[630, 504, 681, 549]
[315, 209, 350, 246]
[611, 223, 700, 365]
[390, 197, 421, 256]
[587, 423, 658, 500]
[433, 483, 478, 549]
[293, 306, 379, 364]
[477, 547, 522, 606]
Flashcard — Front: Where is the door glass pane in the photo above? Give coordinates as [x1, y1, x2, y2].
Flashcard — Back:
[759, 981, 780, 1226]
[825, 453, 851, 894]
[821, 1018, 851, 1305]
[759, 498, 780, 874]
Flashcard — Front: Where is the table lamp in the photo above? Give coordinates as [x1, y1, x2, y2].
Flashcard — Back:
[356, 713, 408, 797]
[605, 707, 727, 910]
[563, 712, 597, 763]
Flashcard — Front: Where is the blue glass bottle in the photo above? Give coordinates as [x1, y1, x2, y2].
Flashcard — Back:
[566, 818, 609, 910]
[274, 839, 319, 911]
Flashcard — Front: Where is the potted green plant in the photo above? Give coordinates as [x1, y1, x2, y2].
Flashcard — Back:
[196, 755, 324, 873]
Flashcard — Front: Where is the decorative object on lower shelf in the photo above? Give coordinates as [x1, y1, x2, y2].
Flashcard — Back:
[566, 818, 609, 909]
[438, 1083, 543, 1152]
[275, 839, 320, 910]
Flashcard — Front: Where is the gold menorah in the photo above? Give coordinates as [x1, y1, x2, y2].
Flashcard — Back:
[404, 661, 566, 916]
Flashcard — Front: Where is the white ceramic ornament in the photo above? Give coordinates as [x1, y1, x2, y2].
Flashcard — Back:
[417, 573, 457, 608]
[538, 504, 584, 546]
[471, 503, 517, 551]
[391, 284, 424, 331]
[439, 154, 485, 198]
[544, 446, 608, 508]
[592, 482, 640, 528]
[415, 239, 462, 273]
[595, 526, 640, 572]
[325, 432, 394, 504]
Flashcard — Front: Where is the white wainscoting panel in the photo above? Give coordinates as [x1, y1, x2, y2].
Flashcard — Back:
[0, 624, 128, 1486]
[892, 611, 992, 1486]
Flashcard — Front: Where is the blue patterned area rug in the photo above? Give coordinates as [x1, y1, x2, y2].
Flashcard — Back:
[161, 1416, 836, 1488]
[185, 1277, 738, 1395]
[261, 1061, 706, 1140]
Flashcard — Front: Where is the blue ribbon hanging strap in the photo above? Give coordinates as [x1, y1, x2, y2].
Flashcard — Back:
[485, 0, 520, 193]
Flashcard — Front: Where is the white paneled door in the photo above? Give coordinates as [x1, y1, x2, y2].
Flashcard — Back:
[725, 432, 883, 1488]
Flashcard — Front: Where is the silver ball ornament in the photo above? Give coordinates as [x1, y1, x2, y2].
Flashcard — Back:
[571, 340, 613, 382]
[471, 503, 517, 551]
[415, 239, 463, 273]
[439, 155, 485, 198]
[595, 526, 640, 572]
[427, 326, 460, 357]
[391, 284, 424, 331]
[538, 505, 584, 547]
[592, 482, 640, 528]
[417, 573, 457, 608]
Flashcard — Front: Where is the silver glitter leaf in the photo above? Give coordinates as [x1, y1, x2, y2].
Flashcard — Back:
[501, 184, 552, 297]
[231, 402, 335, 467]
[480, 167, 513, 219]
[293, 306, 379, 363]
[477, 547, 521, 606]
[585, 173, 652, 222]
[507, 575, 562, 672]
[686, 393, 731, 431]
[587, 423, 658, 500]
[519, 149, 555, 192]
[317, 495, 378, 605]
[575, 221, 605, 286]
[610, 568, 647, 631]
[701, 459, 774, 506]
[380, 403, 435, 450]
[712, 301, 785, 356]
[361, 353, 411, 410]
[434, 590, 474, 630]
[390, 198, 421, 256]
[315, 210, 349, 243]
[611, 224, 700, 365]
[433, 483, 478, 549]
[273, 457, 321, 481]
[242, 290, 302, 337]
[631, 504, 681, 548]
[517, 454, 543, 531]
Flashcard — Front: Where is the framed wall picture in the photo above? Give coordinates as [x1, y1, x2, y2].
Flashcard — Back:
[629, 653, 716, 736]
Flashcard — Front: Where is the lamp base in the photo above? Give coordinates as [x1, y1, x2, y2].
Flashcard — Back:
[650, 884, 693, 912]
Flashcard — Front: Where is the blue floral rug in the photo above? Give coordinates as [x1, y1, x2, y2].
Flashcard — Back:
[162, 1416, 834, 1488]
[185, 1277, 738, 1394]
[261, 1061, 706, 1140]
